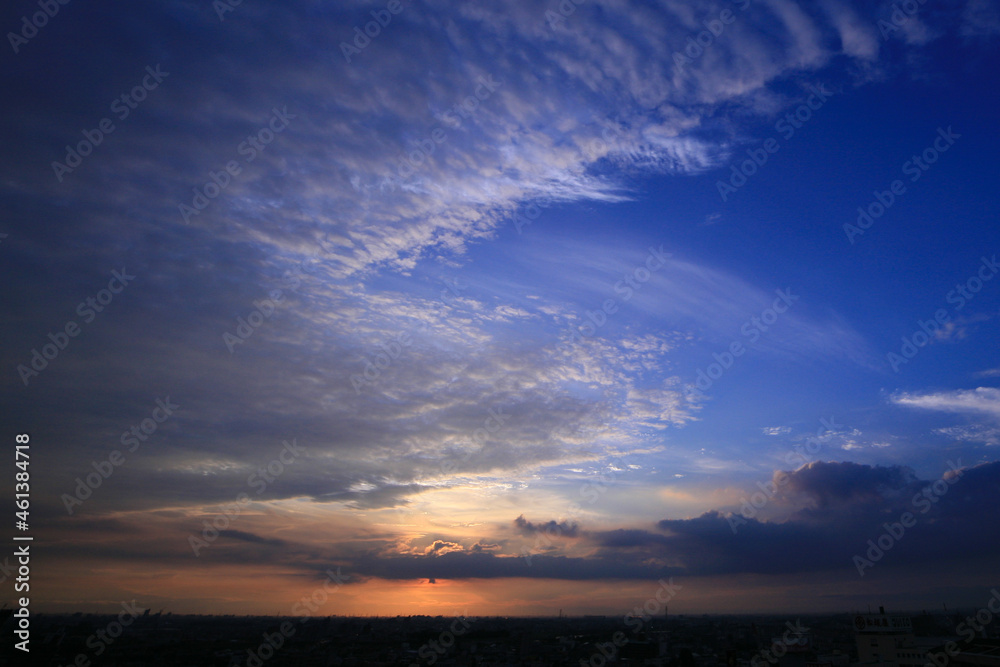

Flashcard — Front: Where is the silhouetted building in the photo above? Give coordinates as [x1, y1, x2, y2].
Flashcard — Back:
[854, 611, 928, 667]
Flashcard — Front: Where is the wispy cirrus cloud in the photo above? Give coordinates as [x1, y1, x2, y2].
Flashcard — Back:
[936, 425, 1000, 447]
[892, 387, 1000, 419]
[892, 388, 1000, 447]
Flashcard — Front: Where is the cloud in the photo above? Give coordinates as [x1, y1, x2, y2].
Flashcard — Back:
[34, 460, 1000, 588]
[820, 0, 880, 60]
[935, 425, 1000, 446]
[960, 0, 1000, 37]
[892, 387, 1000, 419]
[3, 0, 995, 612]
[934, 313, 993, 342]
[503, 237, 875, 369]
[0, 0, 908, 291]
[514, 515, 580, 539]
[762, 426, 792, 436]
[0, 0, 902, 527]
[426, 540, 465, 555]
[773, 460, 920, 510]
[317, 484, 434, 509]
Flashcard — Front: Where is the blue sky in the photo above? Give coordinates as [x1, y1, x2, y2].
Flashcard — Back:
[1, 0, 999, 615]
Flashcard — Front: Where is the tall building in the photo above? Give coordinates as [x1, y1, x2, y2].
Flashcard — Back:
[853, 611, 929, 667]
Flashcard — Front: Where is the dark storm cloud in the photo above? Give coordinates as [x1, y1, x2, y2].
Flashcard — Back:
[40, 460, 999, 585]
[592, 528, 672, 549]
[331, 460, 1000, 581]
[514, 514, 580, 538]
[776, 460, 921, 509]
[650, 461, 1000, 577]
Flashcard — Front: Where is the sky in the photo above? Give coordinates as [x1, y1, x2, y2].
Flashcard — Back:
[1, 0, 1000, 618]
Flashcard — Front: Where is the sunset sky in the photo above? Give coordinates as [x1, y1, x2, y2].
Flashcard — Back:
[2, 0, 1000, 617]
